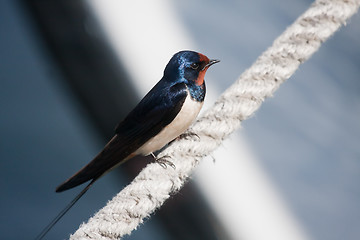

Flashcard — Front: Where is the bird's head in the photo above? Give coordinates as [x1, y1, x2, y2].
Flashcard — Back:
[164, 51, 220, 86]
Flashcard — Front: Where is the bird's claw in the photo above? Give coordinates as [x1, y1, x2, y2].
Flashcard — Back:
[179, 131, 200, 140]
[155, 156, 176, 169]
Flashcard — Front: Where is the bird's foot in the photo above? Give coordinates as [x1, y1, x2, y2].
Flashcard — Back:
[152, 154, 176, 169]
[179, 131, 200, 140]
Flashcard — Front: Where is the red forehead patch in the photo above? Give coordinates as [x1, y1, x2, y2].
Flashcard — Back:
[198, 53, 209, 63]
[195, 53, 210, 86]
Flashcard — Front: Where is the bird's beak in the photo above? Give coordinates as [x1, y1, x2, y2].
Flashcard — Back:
[202, 59, 220, 70]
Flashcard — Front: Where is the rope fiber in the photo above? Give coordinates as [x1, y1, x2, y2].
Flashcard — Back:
[71, 0, 360, 239]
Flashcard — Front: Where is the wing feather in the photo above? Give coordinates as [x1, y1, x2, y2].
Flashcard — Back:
[56, 82, 188, 192]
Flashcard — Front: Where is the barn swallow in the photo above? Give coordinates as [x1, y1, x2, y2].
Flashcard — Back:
[35, 51, 219, 239]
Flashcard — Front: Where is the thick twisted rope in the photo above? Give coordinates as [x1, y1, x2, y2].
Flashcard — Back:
[71, 0, 360, 239]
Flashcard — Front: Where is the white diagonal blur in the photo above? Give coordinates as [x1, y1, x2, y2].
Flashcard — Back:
[86, 0, 311, 239]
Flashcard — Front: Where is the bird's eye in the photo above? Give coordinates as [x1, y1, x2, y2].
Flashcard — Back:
[190, 62, 199, 70]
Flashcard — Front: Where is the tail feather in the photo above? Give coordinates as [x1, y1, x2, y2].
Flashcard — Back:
[56, 135, 132, 192]
[55, 162, 100, 192]
[35, 180, 95, 240]
[55, 153, 106, 192]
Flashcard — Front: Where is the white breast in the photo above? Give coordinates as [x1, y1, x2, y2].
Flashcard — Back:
[135, 93, 203, 156]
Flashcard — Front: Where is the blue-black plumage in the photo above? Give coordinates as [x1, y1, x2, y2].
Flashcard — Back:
[35, 50, 219, 240]
[56, 50, 219, 192]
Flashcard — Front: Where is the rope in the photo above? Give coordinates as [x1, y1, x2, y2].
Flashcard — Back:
[71, 0, 360, 239]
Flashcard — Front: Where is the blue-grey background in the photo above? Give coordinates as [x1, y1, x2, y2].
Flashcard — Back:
[176, 1, 360, 239]
[1, 0, 359, 239]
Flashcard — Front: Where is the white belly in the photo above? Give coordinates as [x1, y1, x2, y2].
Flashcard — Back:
[135, 94, 203, 155]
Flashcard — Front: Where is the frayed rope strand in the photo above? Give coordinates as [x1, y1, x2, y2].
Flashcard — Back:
[71, 0, 360, 239]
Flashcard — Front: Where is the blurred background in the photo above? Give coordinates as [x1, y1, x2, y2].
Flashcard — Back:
[1, 0, 359, 239]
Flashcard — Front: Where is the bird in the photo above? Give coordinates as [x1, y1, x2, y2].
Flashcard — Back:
[35, 50, 219, 239]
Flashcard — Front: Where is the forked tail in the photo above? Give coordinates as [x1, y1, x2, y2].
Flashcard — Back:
[34, 179, 96, 240]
